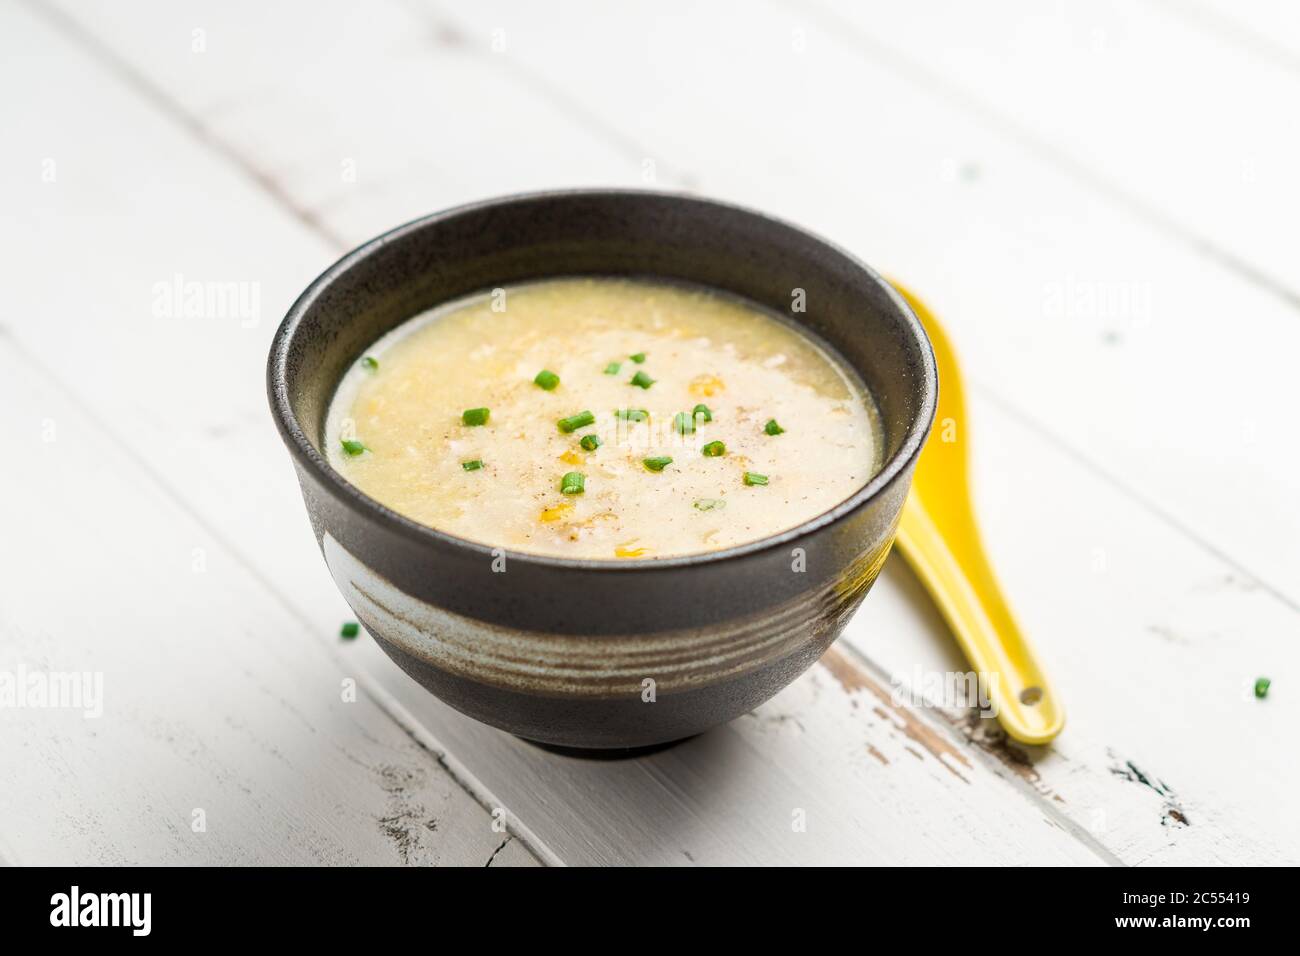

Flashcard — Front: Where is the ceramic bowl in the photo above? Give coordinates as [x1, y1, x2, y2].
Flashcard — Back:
[268, 190, 936, 749]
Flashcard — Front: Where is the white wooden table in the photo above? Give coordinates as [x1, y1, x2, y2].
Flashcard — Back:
[2, 0, 1295, 866]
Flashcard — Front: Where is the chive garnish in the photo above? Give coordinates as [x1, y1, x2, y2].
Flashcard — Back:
[629, 370, 655, 389]
[630, 352, 646, 363]
[693, 498, 726, 511]
[1255, 677, 1271, 699]
[560, 471, 585, 495]
[604, 362, 622, 375]
[462, 459, 484, 471]
[360, 356, 379, 371]
[580, 434, 602, 451]
[643, 456, 673, 472]
[764, 419, 785, 435]
[534, 369, 560, 390]
[462, 407, 490, 426]
[616, 409, 649, 422]
[340, 621, 360, 639]
[557, 410, 596, 433]
[673, 412, 695, 435]
[692, 404, 713, 422]
[743, 471, 769, 486]
[701, 440, 726, 457]
[341, 438, 367, 457]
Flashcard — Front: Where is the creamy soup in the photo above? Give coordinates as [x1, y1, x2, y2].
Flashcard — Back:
[326, 278, 882, 559]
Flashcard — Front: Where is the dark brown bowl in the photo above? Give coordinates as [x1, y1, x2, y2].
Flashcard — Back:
[268, 190, 936, 749]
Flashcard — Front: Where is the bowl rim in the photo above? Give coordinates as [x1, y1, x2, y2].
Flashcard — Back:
[268, 188, 937, 573]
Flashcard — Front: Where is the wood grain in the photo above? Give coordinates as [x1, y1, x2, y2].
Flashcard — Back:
[0, 339, 538, 866]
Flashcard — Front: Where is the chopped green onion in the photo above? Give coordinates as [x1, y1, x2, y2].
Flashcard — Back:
[643, 456, 673, 472]
[560, 471, 585, 495]
[462, 407, 490, 426]
[580, 434, 602, 452]
[340, 621, 360, 639]
[557, 410, 595, 433]
[534, 369, 560, 390]
[673, 411, 696, 435]
[360, 356, 379, 371]
[462, 459, 484, 471]
[692, 404, 713, 422]
[616, 409, 649, 422]
[341, 438, 367, 457]
[743, 471, 769, 486]
[630, 352, 646, 363]
[693, 498, 726, 511]
[629, 370, 655, 389]
[701, 440, 726, 457]
[603, 361, 622, 375]
[1255, 677, 1272, 699]
[764, 419, 785, 435]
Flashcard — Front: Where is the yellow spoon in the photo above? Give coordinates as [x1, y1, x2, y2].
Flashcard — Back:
[891, 282, 1065, 745]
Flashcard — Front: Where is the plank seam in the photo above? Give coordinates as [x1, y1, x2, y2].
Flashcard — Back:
[411, 0, 696, 189]
[355, 674, 563, 866]
[790, 0, 1300, 314]
[1150, 0, 1300, 79]
[22, 0, 352, 254]
[973, 380, 1300, 617]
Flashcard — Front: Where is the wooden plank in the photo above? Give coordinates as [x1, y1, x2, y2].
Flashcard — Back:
[0, 0, 536, 868]
[0, 0, 1113, 865]
[22, 0, 653, 243]
[0, 339, 537, 866]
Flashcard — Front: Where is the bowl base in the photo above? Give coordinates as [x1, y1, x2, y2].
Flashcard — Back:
[518, 735, 698, 760]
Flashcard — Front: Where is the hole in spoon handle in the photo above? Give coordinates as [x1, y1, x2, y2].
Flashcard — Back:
[1019, 686, 1043, 706]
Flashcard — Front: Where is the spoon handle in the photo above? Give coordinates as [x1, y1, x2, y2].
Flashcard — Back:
[896, 499, 1065, 745]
